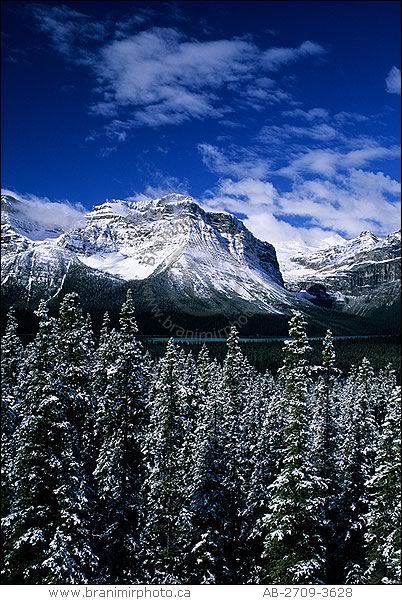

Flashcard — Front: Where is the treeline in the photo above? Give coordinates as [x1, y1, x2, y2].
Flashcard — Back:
[1, 292, 400, 585]
[141, 336, 401, 382]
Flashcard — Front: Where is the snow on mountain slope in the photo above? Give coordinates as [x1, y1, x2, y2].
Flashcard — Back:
[62, 197, 190, 280]
[1, 190, 399, 323]
[278, 228, 401, 316]
[275, 233, 348, 281]
[58, 194, 290, 314]
[1, 194, 83, 241]
[281, 230, 400, 281]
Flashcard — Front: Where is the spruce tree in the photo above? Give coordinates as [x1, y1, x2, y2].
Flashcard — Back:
[262, 311, 326, 584]
[311, 330, 342, 582]
[365, 386, 401, 584]
[141, 339, 187, 583]
[2, 301, 97, 583]
[219, 326, 251, 582]
[244, 374, 284, 583]
[1, 306, 24, 409]
[55, 293, 96, 469]
[339, 358, 377, 583]
[93, 292, 148, 583]
[1, 307, 23, 521]
[189, 348, 227, 583]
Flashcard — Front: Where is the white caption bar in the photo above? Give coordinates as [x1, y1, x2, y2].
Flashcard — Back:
[1, 585, 402, 600]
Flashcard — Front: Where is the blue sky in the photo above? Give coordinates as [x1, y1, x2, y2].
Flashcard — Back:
[1, 1, 400, 245]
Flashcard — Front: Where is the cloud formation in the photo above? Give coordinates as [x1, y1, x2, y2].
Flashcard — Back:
[262, 40, 326, 71]
[385, 66, 401, 94]
[198, 143, 270, 179]
[201, 167, 400, 246]
[31, 4, 106, 64]
[277, 145, 400, 177]
[91, 28, 256, 126]
[1, 189, 86, 238]
[30, 5, 327, 131]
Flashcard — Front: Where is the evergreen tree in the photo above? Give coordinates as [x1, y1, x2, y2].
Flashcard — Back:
[1, 307, 24, 521]
[141, 339, 187, 583]
[2, 302, 97, 583]
[262, 311, 326, 584]
[93, 292, 148, 583]
[188, 348, 227, 583]
[244, 373, 284, 583]
[1, 294, 399, 585]
[219, 326, 251, 582]
[365, 386, 401, 584]
[1, 306, 24, 409]
[339, 358, 377, 583]
[52, 293, 96, 478]
[311, 330, 342, 582]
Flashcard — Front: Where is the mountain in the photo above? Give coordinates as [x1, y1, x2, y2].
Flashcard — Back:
[58, 194, 296, 316]
[279, 229, 401, 321]
[1, 192, 400, 336]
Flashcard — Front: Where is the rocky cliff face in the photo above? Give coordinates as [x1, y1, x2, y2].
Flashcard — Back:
[1, 193, 292, 317]
[59, 194, 283, 285]
[282, 230, 401, 316]
[1, 192, 400, 332]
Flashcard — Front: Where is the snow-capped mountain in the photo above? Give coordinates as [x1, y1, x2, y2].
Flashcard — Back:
[57, 194, 292, 316]
[1, 193, 296, 320]
[1, 192, 400, 333]
[280, 229, 401, 317]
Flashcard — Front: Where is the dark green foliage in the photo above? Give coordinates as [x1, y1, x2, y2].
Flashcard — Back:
[93, 292, 148, 583]
[261, 312, 326, 584]
[1, 300, 400, 585]
[141, 335, 400, 382]
[1, 300, 98, 583]
[365, 387, 401, 583]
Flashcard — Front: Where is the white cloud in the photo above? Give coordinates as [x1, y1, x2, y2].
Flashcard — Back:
[91, 28, 255, 127]
[1, 189, 86, 237]
[31, 6, 328, 131]
[31, 4, 106, 64]
[262, 41, 326, 71]
[201, 182, 332, 246]
[278, 170, 400, 237]
[333, 111, 369, 124]
[219, 178, 277, 206]
[198, 143, 270, 179]
[199, 164, 400, 247]
[258, 123, 338, 145]
[385, 66, 401, 94]
[282, 107, 329, 121]
[278, 145, 400, 177]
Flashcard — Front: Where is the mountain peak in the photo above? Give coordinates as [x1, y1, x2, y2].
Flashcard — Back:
[158, 193, 193, 204]
[56, 193, 285, 309]
[358, 230, 379, 241]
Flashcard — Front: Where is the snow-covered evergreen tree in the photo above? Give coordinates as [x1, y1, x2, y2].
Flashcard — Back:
[365, 386, 401, 584]
[219, 326, 251, 582]
[244, 373, 283, 583]
[339, 358, 377, 583]
[93, 291, 148, 583]
[1, 295, 400, 585]
[141, 339, 189, 583]
[1, 306, 24, 409]
[311, 330, 342, 581]
[261, 311, 326, 584]
[1, 307, 23, 521]
[55, 293, 96, 470]
[188, 347, 228, 583]
[1, 301, 97, 583]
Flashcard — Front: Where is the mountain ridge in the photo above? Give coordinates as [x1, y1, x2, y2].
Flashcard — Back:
[1, 192, 400, 335]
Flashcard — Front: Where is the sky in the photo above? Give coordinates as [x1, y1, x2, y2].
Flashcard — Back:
[1, 1, 401, 246]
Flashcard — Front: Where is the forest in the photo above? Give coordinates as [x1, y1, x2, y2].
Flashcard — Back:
[1, 291, 400, 585]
